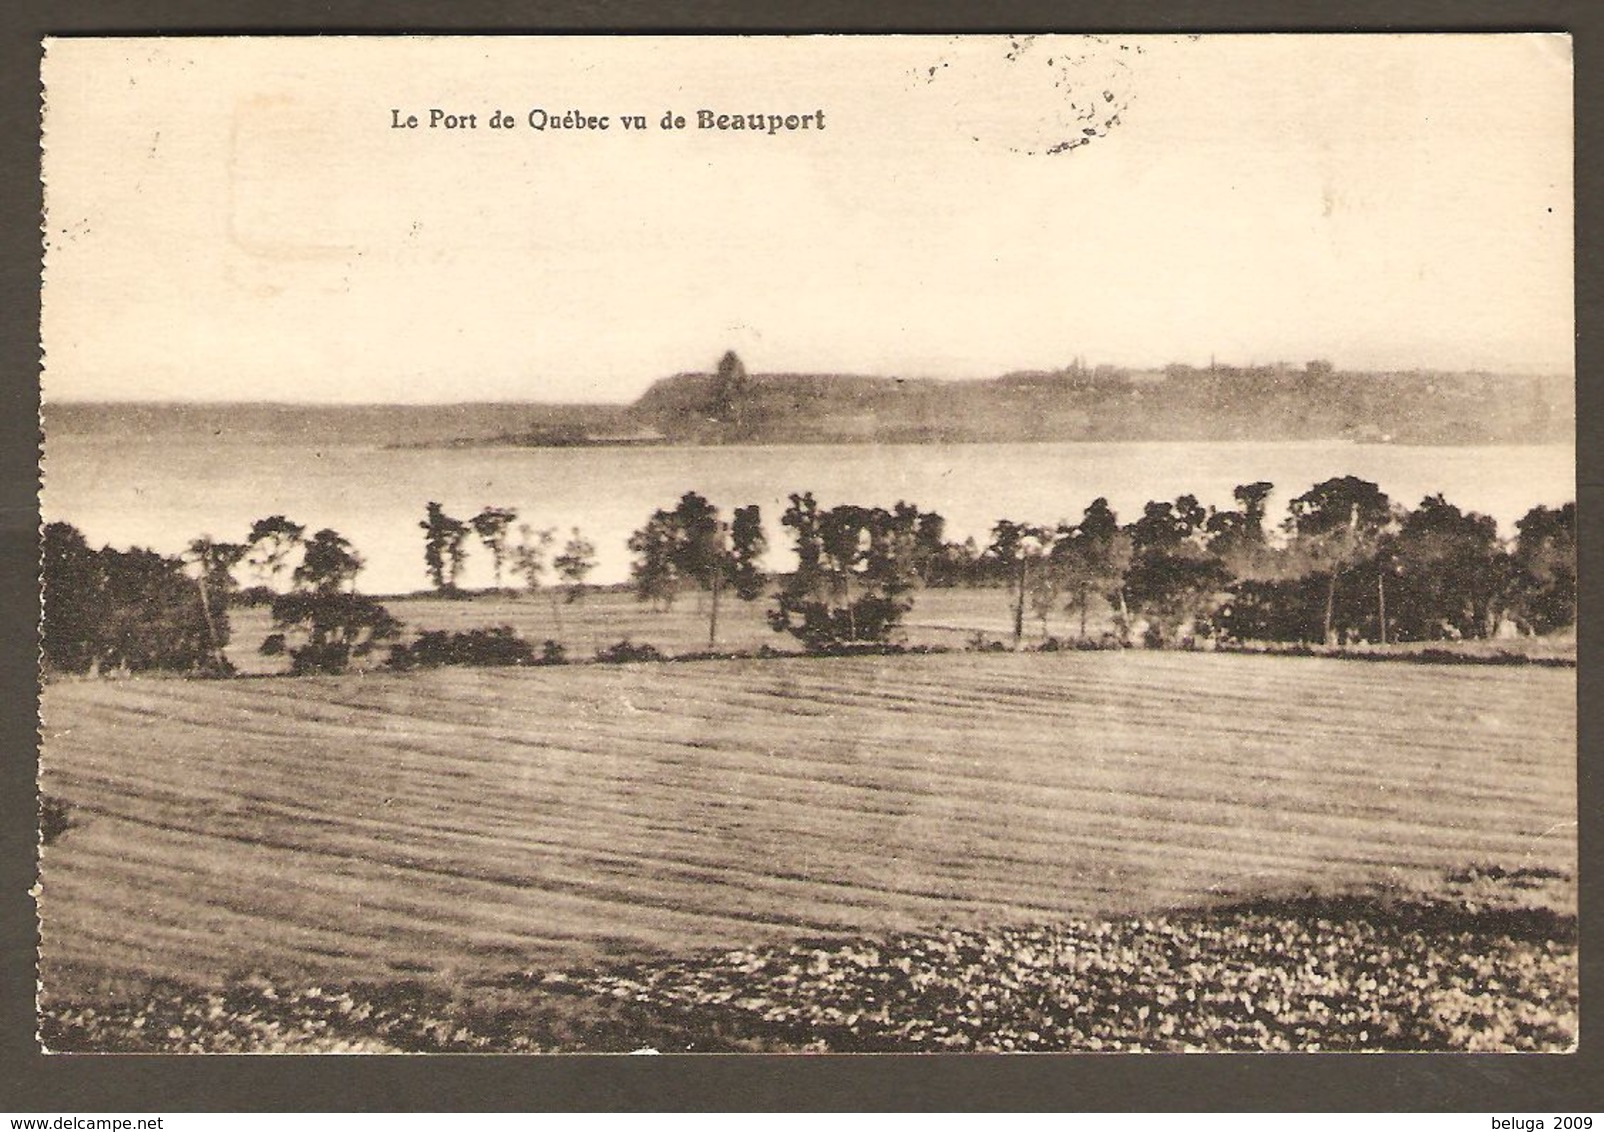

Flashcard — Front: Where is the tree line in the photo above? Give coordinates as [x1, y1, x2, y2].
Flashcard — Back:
[41, 476, 1575, 676]
[41, 519, 401, 676]
[727, 478, 1573, 651]
[41, 502, 608, 677]
[417, 503, 597, 601]
[613, 479, 1572, 653]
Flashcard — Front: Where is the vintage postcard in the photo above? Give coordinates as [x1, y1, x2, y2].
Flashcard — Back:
[37, 34, 1575, 1053]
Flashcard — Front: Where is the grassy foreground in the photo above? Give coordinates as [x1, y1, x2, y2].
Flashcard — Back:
[38, 650, 1576, 1051]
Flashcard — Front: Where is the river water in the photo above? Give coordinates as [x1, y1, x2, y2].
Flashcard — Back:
[40, 432, 1575, 594]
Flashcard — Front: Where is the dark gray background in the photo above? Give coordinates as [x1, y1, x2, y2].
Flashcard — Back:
[3, 1, 1598, 1112]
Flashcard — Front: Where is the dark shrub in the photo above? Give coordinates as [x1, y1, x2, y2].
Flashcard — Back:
[1034, 636, 1067, 652]
[289, 641, 355, 675]
[267, 589, 401, 675]
[770, 594, 912, 654]
[595, 639, 664, 664]
[388, 626, 539, 670]
[768, 495, 920, 652]
[42, 522, 225, 675]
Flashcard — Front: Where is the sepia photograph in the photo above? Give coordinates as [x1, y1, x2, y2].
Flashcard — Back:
[35, 33, 1576, 1054]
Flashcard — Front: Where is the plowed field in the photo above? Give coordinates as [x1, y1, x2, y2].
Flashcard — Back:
[37, 651, 1575, 1000]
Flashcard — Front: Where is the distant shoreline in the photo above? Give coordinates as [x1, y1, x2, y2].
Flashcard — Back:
[42, 361, 1577, 449]
[382, 432, 670, 451]
[376, 434, 1577, 452]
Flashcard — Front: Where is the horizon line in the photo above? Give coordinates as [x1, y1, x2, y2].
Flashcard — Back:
[39, 362, 1580, 408]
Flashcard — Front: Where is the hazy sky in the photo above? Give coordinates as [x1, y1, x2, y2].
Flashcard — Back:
[42, 34, 1573, 403]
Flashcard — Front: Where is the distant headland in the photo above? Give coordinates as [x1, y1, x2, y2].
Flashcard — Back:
[45, 353, 1574, 449]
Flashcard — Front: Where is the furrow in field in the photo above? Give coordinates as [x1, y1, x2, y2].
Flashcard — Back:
[38, 653, 1576, 994]
[46, 670, 1565, 897]
[52, 709, 1567, 903]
